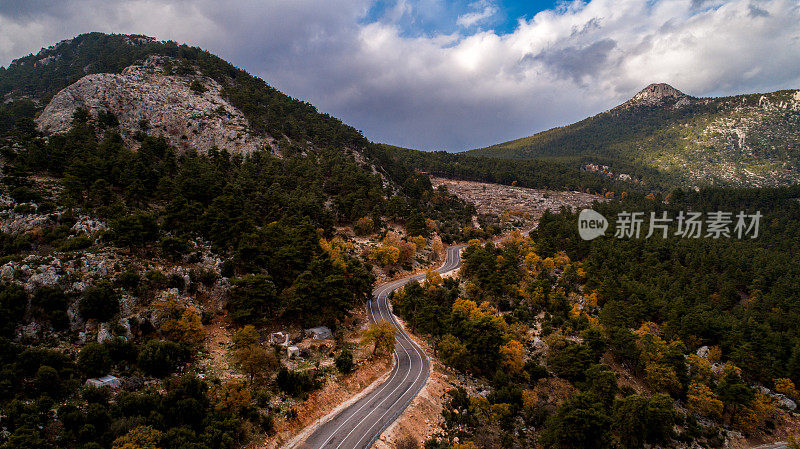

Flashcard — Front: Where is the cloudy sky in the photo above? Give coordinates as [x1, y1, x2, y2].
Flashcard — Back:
[1, 0, 799, 151]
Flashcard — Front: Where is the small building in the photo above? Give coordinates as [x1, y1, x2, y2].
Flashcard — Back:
[305, 326, 332, 340]
[287, 346, 300, 358]
[86, 375, 122, 389]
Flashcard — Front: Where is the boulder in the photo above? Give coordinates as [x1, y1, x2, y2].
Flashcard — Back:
[97, 323, 114, 343]
[775, 394, 797, 410]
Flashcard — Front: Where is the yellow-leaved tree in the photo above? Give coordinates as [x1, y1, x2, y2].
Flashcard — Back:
[424, 269, 443, 289]
[499, 340, 525, 376]
[231, 326, 278, 384]
[112, 425, 162, 449]
[156, 298, 205, 347]
[373, 245, 400, 267]
[212, 380, 252, 415]
[687, 381, 723, 419]
[431, 236, 444, 260]
[735, 392, 777, 432]
[774, 378, 799, 400]
[362, 321, 395, 355]
[410, 235, 427, 251]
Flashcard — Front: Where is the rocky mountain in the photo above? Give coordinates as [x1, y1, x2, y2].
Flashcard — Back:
[1, 33, 384, 162]
[0, 34, 479, 449]
[35, 55, 271, 154]
[467, 84, 800, 187]
[625, 83, 688, 107]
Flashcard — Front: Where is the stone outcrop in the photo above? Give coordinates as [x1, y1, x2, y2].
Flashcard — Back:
[627, 83, 687, 106]
[36, 56, 272, 155]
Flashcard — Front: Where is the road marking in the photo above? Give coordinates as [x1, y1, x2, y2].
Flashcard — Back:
[348, 295, 426, 448]
[316, 298, 403, 448]
[350, 245, 462, 448]
[334, 293, 418, 449]
[305, 245, 464, 449]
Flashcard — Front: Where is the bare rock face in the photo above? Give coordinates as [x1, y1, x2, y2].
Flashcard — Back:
[36, 56, 272, 154]
[628, 83, 686, 106]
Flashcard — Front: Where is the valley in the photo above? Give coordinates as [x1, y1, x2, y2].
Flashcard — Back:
[0, 31, 799, 449]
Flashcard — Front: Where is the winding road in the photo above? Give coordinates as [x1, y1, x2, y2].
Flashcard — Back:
[295, 244, 464, 449]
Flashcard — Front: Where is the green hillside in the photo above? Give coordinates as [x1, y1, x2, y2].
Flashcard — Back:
[467, 84, 800, 187]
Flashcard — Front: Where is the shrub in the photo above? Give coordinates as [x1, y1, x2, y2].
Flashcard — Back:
[58, 235, 93, 252]
[276, 368, 322, 396]
[335, 349, 354, 374]
[9, 186, 40, 203]
[35, 365, 61, 396]
[31, 286, 70, 327]
[353, 217, 374, 236]
[160, 236, 190, 260]
[78, 343, 112, 377]
[189, 80, 207, 93]
[145, 270, 168, 289]
[79, 282, 120, 322]
[137, 340, 189, 377]
[0, 283, 27, 336]
[115, 269, 141, 290]
[96, 110, 119, 128]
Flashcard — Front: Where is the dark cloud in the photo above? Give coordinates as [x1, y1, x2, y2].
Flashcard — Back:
[0, 0, 70, 20]
[1, 0, 799, 151]
[748, 3, 769, 17]
[533, 38, 618, 84]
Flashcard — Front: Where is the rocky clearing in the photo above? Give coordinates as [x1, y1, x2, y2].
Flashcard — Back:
[430, 177, 603, 228]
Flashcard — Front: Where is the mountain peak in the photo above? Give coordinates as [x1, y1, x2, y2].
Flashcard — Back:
[628, 83, 686, 105]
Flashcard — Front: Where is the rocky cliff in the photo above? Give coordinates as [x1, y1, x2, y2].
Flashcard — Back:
[626, 83, 688, 106]
[35, 56, 272, 154]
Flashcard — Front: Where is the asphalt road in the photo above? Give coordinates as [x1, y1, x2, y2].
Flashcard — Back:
[296, 244, 464, 449]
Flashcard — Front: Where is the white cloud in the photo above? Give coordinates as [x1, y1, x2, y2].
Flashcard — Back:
[1, 0, 799, 151]
[456, 1, 499, 28]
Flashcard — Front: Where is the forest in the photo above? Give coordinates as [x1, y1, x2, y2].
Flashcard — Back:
[390, 145, 675, 194]
[0, 37, 476, 446]
[392, 186, 800, 448]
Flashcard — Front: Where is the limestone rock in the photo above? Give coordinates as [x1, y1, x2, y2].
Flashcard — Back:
[26, 264, 61, 290]
[36, 56, 272, 155]
[776, 394, 797, 410]
[1, 263, 17, 281]
[71, 216, 107, 235]
[629, 83, 686, 105]
[119, 294, 137, 317]
[0, 208, 55, 234]
[97, 323, 114, 343]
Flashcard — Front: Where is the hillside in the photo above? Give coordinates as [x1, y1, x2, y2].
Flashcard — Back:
[0, 33, 478, 449]
[2, 34, 364, 150]
[467, 83, 800, 187]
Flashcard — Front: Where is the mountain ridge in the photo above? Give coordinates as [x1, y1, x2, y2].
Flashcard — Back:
[1, 32, 370, 154]
[465, 83, 800, 187]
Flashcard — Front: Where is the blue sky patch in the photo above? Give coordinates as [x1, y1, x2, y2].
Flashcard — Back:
[362, 0, 560, 37]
